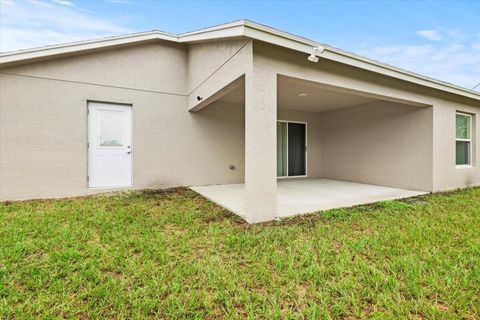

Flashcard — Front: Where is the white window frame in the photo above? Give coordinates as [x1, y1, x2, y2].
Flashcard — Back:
[456, 112, 473, 168]
[277, 120, 308, 178]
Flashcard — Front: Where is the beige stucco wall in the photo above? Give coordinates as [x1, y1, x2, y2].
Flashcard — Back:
[3, 41, 188, 94]
[187, 39, 249, 92]
[319, 101, 433, 191]
[0, 42, 247, 200]
[187, 40, 252, 111]
[433, 101, 480, 190]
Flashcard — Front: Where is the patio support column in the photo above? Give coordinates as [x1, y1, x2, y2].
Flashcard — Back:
[244, 65, 277, 223]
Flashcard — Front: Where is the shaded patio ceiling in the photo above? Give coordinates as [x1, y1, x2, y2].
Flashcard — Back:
[216, 75, 428, 112]
[218, 75, 379, 112]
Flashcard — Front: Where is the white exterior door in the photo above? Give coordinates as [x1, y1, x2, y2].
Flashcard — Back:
[88, 102, 132, 188]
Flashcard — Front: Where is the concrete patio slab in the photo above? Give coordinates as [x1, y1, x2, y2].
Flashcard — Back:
[191, 179, 427, 219]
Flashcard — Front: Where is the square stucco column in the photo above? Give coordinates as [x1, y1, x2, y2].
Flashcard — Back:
[244, 68, 277, 223]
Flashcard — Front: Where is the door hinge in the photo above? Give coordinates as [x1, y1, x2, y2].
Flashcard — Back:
[87, 142, 89, 148]
[87, 176, 89, 182]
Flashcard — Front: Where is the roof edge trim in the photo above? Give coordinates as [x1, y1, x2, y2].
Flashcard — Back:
[0, 31, 178, 66]
[0, 20, 479, 100]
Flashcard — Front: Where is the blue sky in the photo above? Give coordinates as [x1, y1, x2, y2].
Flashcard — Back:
[1, 0, 479, 90]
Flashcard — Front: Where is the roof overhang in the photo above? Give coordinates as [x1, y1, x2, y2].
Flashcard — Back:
[1, 19, 479, 101]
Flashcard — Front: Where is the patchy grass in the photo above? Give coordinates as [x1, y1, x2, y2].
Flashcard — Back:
[1, 187, 479, 319]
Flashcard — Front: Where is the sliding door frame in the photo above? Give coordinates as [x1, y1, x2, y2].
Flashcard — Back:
[277, 120, 308, 179]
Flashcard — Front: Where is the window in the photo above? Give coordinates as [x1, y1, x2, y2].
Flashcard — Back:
[98, 110, 124, 147]
[456, 112, 472, 166]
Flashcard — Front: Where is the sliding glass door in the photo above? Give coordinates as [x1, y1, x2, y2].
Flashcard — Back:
[277, 121, 306, 177]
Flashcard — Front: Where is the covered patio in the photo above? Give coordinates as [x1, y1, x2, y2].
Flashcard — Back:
[188, 48, 433, 223]
[192, 179, 427, 218]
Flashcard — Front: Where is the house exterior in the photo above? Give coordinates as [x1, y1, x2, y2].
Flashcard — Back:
[1, 20, 479, 223]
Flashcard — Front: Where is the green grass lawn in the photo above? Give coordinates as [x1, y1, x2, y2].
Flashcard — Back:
[1, 188, 479, 319]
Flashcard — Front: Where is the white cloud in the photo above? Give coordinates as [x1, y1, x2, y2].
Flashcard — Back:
[51, 0, 73, 6]
[105, 0, 132, 3]
[0, 0, 132, 52]
[416, 29, 442, 41]
[357, 30, 480, 91]
[403, 45, 432, 57]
